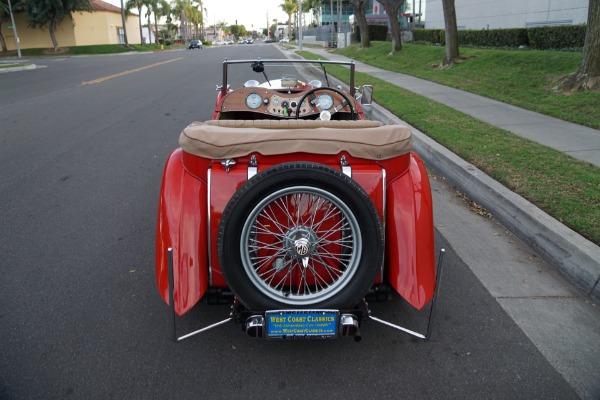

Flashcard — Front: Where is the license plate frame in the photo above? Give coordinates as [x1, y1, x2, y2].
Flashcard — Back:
[265, 310, 339, 339]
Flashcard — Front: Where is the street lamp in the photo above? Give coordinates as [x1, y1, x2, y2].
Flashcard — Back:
[7, 0, 22, 58]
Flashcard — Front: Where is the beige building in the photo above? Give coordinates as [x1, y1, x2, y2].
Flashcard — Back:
[1, 0, 140, 51]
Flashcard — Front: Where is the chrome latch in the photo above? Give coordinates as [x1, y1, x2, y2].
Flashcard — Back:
[221, 159, 236, 173]
[248, 154, 258, 179]
[340, 155, 352, 177]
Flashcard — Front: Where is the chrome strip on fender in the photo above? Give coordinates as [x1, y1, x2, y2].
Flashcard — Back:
[207, 167, 213, 286]
[380, 167, 386, 282]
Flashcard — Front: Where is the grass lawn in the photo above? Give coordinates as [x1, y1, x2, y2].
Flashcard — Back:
[297, 50, 600, 246]
[0, 62, 30, 69]
[334, 42, 600, 130]
[7, 43, 171, 57]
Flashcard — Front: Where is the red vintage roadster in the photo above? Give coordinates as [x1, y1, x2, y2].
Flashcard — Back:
[155, 59, 443, 341]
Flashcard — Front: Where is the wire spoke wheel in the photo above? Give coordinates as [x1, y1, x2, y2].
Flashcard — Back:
[218, 162, 384, 310]
[241, 187, 361, 305]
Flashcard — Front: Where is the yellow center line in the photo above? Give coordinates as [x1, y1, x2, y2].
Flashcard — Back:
[81, 57, 183, 85]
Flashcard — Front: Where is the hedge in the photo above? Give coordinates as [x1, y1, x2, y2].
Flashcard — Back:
[527, 25, 587, 50]
[413, 25, 586, 50]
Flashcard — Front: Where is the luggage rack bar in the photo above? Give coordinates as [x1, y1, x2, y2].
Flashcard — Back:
[166, 248, 445, 342]
[367, 248, 446, 340]
[168, 248, 232, 343]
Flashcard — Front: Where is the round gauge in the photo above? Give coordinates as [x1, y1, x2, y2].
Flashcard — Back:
[245, 93, 263, 109]
[272, 98, 281, 106]
[316, 94, 334, 110]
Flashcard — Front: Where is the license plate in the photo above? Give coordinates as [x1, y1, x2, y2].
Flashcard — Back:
[265, 310, 339, 338]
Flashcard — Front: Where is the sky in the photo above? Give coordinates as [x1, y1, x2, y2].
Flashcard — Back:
[103, 0, 291, 32]
[201, 0, 290, 31]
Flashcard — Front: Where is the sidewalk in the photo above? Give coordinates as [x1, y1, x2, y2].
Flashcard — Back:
[284, 45, 600, 301]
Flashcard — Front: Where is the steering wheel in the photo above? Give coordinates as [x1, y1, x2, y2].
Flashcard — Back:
[295, 87, 356, 120]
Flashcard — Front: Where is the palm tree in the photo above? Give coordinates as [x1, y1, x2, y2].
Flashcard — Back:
[188, 6, 201, 38]
[302, 0, 320, 25]
[156, 0, 171, 44]
[119, 0, 130, 46]
[279, 0, 296, 40]
[125, 0, 145, 45]
[172, 0, 199, 43]
[143, 0, 159, 44]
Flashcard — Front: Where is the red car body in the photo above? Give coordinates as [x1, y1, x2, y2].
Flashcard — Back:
[155, 59, 436, 340]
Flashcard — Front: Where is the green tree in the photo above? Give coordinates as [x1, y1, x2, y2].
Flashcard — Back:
[378, 0, 405, 54]
[349, 0, 370, 48]
[230, 24, 247, 39]
[556, 0, 600, 91]
[24, 0, 92, 51]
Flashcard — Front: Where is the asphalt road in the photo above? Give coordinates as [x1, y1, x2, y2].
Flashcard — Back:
[0, 45, 583, 399]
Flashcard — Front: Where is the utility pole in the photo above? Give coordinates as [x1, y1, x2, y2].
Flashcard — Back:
[330, 0, 334, 47]
[7, 0, 21, 58]
[298, 0, 303, 50]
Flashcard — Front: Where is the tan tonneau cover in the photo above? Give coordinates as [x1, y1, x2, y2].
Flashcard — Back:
[179, 120, 412, 160]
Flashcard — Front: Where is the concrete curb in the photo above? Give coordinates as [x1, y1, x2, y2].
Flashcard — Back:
[366, 101, 600, 301]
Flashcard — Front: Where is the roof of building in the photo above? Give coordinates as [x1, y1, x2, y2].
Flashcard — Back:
[90, 0, 137, 15]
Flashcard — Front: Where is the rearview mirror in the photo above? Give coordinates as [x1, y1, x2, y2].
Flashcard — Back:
[360, 85, 373, 106]
[251, 61, 264, 73]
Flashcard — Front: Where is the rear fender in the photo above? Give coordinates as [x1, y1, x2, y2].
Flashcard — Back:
[156, 148, 209, 315]
[385, 152, 436, 310]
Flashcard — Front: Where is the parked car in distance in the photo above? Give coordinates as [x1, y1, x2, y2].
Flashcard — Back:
[189, 39, 203, 49]
[226, 39, 234, 45]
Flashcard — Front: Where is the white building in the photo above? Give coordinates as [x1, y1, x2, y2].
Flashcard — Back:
[425, 0, 589, 29]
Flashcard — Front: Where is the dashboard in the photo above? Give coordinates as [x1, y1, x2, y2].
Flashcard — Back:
[218, 87, 356, 119]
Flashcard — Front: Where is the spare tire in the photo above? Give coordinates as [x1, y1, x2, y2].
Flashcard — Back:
[217, 162, 384, 310]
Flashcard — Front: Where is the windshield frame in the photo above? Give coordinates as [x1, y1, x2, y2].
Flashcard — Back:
[221, 59, 356, 97]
